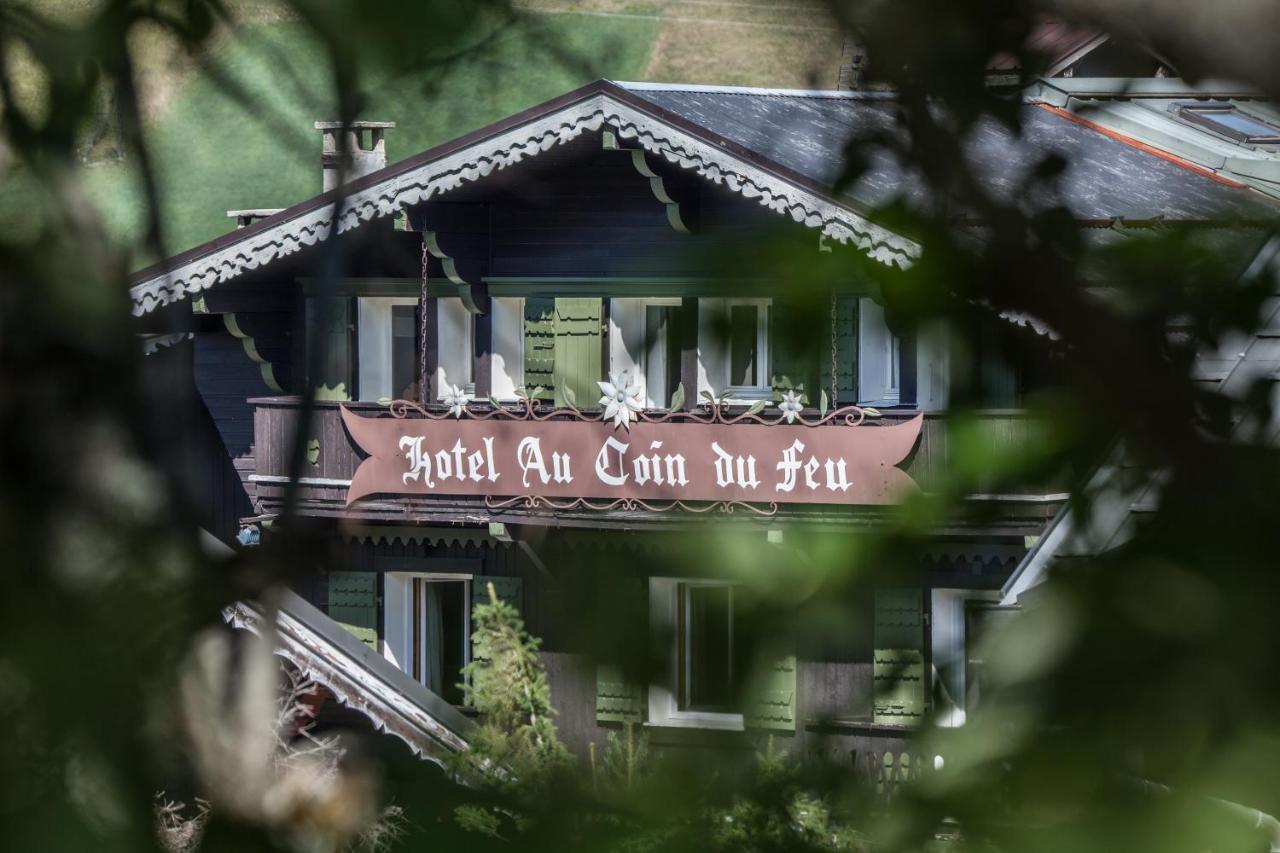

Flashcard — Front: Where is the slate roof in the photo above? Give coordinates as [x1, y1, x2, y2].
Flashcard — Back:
[1028, 77, 1280, 199]
[129, 79, 1278, 315]
[619, 82, 1279, 221]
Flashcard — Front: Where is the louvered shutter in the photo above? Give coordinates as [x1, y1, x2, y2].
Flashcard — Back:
[834, 297, 858, 403]
[305, 296, 352, 400]
[743, 655, 797, 731]
[596, 664, 644, 724]
[328, 571, 378, 649]
[523, 297, 555, 399]
[471, 576, 524, 660]
[770, 299, 819, 403]
[873, 588, 926, 726]
[552, 298, 602, 408]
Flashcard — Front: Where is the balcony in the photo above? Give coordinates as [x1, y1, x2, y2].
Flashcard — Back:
[249, 396, 1063, 532]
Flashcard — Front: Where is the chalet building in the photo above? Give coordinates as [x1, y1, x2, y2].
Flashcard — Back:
[134, 77, 1278, 770]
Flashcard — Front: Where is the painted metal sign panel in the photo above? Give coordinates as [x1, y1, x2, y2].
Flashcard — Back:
[341, 405, 923, 511]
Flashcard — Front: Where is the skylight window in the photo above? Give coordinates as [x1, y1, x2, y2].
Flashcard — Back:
[1175, 103, 1280, 145]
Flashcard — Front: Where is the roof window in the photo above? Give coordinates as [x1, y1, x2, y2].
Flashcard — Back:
[1174, 103, 1280, 144]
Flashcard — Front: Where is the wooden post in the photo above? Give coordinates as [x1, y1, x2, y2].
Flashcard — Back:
[899, 325, 917, 408]
[679, 297, 699, 411]
[472, 285, 493, 399]
[421, 296, 439, 404]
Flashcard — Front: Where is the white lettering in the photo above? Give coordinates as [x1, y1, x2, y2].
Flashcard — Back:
[595, 436, 630, 486]
[664, 454, 689, 487]
[399, 436, 435, 487]
[712, 441, 759, 490]
[517, 437, 550, 488]
[552, 452, 573, 484]
[468, 450, 485, 483]
[482, 437, 500, 483]
[434, 449, 452, 481]
[775, 439, 805, 493]
[824, 458, 851, 492]
[804, 457, 820, 490]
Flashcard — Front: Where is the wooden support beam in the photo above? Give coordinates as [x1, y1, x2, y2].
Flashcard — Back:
[472, 294, 493, 399]
[679, 297, 699, 411]
[899, 325, 918, 408]
[421, 296, 440, 404]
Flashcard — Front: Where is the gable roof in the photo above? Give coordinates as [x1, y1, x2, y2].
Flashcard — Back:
[128, 79, 1277, 317]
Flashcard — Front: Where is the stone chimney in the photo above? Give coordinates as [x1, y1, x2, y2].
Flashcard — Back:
[314, 120, 396, 192]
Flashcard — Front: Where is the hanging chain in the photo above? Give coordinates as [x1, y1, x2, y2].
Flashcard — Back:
[418, 234, 429, 407]
[830, 289, 839, 406]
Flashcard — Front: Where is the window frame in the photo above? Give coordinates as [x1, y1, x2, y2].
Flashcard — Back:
[436, 297, 475, 399]
[648, 577, 744, 730]
[356, 296, 418, 402]
[1174, 103, 1280, 145]
[641, 297, 684, 409]
[698, 297, 772, 405]
[383, 571, 473, 706]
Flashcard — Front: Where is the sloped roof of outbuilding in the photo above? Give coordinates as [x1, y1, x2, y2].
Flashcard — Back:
[128, 79, 1278, 317]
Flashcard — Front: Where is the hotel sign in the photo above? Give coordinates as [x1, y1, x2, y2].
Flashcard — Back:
[341, 405, 923, 511]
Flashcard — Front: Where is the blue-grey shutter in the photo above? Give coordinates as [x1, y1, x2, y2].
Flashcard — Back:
[873, 588, 926, 726]
[770, 299, 818, 403]
[328, 571, 378, 649]
[305, 296, 352, 400]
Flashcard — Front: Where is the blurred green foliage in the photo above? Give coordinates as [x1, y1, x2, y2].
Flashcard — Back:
[4, 1, 1280, 852]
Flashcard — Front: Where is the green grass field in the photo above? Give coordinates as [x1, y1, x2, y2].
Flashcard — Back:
[0, 1, 843, 263]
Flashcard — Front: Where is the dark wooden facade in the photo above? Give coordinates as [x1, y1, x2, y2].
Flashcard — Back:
[167, 125, 1049, 767]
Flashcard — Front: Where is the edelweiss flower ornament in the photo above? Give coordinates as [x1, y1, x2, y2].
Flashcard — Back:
[597, 372, 644, 430]
[777, 389, 804, 424]
[442, 384, 469, 418]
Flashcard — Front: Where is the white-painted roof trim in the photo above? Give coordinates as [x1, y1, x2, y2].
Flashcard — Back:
[612, 80, 895, 99]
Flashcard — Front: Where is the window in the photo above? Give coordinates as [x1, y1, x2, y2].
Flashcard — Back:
[857, 298, 901, 406]
[491, 296, 524, 400]
[964, 604, 1019, 713]
[645, 303, 684, 410]
[698, 298, 771, 403]
[384, 573, 472, 706]
[1175, 103, 1280, 145]
[436, 298, 473, 397]
[649, 577, 744, 729]
[680, 582, 737, 712]
[609, 297, 681, 409]
[357, 296, 417, 402]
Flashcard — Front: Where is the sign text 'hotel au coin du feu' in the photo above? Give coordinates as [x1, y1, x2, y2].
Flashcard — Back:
[340, 407, 925, 508]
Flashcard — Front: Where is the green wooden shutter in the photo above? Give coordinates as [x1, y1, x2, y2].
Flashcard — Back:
[524, 297, 555, 399]
[873, 588, 926, 726]
[471, 575, 524, 661]
[328, 571, 378, 649]
[744, 655, 797, 731]
[552, 297, 602, 408]
[596, 664, 644, 724]
[305, 296, 352, 400]
[770, 299, 818, 403]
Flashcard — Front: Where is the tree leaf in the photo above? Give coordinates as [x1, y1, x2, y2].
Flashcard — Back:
[668, 382, 685, 412]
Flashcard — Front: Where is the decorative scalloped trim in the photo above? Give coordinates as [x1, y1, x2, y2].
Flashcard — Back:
[224, 600, 468, 767]
[129, 94, 919, 316]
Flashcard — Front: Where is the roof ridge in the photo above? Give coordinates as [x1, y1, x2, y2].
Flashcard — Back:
[611, 80, 896, 99]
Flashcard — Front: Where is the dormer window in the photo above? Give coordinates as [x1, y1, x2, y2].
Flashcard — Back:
[1174, 103, 1280, 145]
